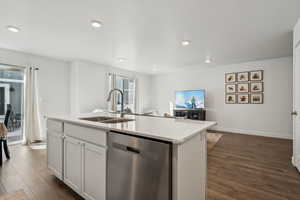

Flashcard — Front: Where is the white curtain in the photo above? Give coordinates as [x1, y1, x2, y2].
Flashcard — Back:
[24, 67, 42, 144]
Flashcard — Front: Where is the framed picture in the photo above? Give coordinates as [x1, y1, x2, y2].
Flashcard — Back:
[250, 82, 263, 92]
[226, 84, 236, 93]
[237, 72, 249, 82]
[225, 73, 236, 83]
[250, 70, 263, 81]
[225, 94, 236, 104]
[238, 94, 249, 104]
[251, 93, 263, 104]
[237, 83, 249, 93]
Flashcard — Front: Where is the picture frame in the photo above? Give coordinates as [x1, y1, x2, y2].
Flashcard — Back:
[237, 83, 249, 93]
[250, 70, 263, 81]
[225, 94, 236, 104]
[237, 72, 249, 82]
[250, 93, 263, 104]
[237, 94, 249, 104]
[225, 84, 236, 93]
[250, 82, 264, 93]
[225, 73, 236, 83]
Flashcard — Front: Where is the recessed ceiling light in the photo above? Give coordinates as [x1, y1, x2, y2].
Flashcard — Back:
[152, 65, 158, 72]
[181, 40, 191, 46]
[90, 20, 102, 28]
[118, 58, 126, 63]
[205, 58, 212, 64]
[6, 25, 20, 33]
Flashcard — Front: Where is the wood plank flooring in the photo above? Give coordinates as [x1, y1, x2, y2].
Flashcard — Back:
[0, 133, 299, 200]
[208, 133, 300, 200]
[0, 145, 83, 200]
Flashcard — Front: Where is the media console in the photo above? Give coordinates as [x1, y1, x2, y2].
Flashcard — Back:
[173, 108, 206, 121]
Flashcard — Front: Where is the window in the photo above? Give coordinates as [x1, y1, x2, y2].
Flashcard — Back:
[108, 73, 136, 113]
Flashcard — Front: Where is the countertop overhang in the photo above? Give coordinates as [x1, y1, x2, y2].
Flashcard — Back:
[47, 112, 217, 144]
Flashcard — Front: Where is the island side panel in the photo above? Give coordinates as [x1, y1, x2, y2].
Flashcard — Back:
[172, 131, 207, 200]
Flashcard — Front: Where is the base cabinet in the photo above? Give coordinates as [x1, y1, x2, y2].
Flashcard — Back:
[82, 143, 106, 200]
[64, 136, 83, 193]
[63, 136, 106, 200]
[47, 131, 63, 180]
[48, 119, 107, 200]
[294, 19, 300, 172]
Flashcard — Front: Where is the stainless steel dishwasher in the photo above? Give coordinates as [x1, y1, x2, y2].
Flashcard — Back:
[107, 131, 172, 200]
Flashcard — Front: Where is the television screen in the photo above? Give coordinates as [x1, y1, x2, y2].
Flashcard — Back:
[175, 90, 205, 109]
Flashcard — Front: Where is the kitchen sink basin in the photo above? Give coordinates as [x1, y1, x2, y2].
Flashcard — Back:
[80, 116, 115, 122]
[80, 116, 134, 124]
[100, 118, 134, 124]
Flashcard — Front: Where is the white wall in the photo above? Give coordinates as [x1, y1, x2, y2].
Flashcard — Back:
[70, 60, 152, 114]
[1, 48, 292, 140]
[0, 48, 152, 139]
[151, 57, 293, 139]
[0, 48, 70, 138]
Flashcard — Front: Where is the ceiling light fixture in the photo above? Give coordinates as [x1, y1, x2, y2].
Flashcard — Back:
[90, 20, 102, 28]
[6, 25, 20, 33]
[152, 65, 158, 72]
[118, 58, 126, 63]
[205, 58, 212, 64]
[181, 40, 191, 46]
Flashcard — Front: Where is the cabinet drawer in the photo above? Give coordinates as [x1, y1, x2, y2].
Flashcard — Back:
[47, 119, 63, 133]
[64, 123, 107, 147]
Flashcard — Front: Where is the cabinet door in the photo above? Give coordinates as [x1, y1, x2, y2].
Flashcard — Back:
[294, 45, 300, 171]
[47, 131, 63, 180]
[64, 136, 83, 193]
[82, 143, 106, 200]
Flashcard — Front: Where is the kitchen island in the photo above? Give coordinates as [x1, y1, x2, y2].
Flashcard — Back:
[47, 112, 216, 200]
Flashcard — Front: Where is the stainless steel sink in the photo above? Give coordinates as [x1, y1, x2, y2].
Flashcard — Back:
[80, 116, 134, 124]
[80, 116, 115, 122]
[101, 118, 134, 124]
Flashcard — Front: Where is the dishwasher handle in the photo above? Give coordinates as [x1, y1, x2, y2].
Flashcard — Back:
[112, 142, 140, 154]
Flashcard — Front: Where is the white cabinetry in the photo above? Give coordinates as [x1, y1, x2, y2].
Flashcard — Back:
[82, 142, 106, 200]
[47, 131, 64, 179]
[293, 18, 300, 171]
[64, 136, 83, 193]
[64, 136, 106, 199]
[47, 120, 107, 200]
[47, 120, 64, 180]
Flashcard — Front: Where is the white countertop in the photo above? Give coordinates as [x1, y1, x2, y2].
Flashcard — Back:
[47, 112, 217, 144]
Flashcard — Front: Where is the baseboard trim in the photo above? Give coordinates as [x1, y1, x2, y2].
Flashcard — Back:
[292, 156, 296, 166]
[292, 156, 300, 173]
[209, 127, 292, 140]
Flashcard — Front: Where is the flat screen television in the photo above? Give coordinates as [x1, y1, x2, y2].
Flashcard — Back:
[175, 90, 205, 109]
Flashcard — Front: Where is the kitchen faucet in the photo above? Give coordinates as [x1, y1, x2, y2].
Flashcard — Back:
[107, 88, 124, 117]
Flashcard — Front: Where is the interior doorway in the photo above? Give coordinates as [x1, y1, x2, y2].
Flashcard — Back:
[0, 65, 25, 144]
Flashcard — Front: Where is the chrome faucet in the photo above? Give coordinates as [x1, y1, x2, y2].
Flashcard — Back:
[107, 88, 124, 117]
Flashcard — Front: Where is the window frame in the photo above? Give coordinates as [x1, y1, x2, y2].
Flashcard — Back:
[107, 73, 136, 113]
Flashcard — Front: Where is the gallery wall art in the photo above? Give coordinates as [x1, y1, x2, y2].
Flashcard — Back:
[225, 70, 264, 104]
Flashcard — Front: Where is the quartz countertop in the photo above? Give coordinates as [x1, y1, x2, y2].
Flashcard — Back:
[47, 112, 217, 144]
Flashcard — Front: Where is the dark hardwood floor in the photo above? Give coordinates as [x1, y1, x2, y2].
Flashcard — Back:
[0, 133, 299, 200]
[0, 145, 83, 200]
[208, 133, 300, 200]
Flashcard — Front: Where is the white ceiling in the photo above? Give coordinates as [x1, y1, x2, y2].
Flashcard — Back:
[0, 0, 300, 73]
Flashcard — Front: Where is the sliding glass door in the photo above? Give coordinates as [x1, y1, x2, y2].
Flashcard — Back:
[0, 65, 25, 144]
[0, 84, 9, 117]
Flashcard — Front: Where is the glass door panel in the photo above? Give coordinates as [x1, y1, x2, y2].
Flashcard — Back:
[0, 66, 25, 144]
